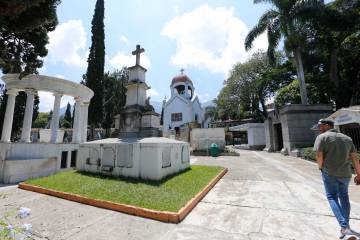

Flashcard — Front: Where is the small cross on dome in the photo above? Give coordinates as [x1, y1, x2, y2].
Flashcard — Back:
[180, 68, 185, 75]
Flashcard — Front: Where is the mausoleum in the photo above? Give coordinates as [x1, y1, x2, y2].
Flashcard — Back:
[77, 45, 190, 180]
[0, 74, 94, 183]
[229, 123, 265, 150]
[264, 104, 332, 156]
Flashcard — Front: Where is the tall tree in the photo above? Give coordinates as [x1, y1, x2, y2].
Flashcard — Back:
[0, 0, 59, 139]
[83, 0, 105, 138]
[103, 68, 128, 137]
[61, 102, 72, 128]
[301, 0, 360, 108]
[0, 0, 60, 74]
[245, 0, 324, 105]
[63, 102, 72, 123]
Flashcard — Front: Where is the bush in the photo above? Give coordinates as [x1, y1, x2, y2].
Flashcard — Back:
[301, 147, 360, 163]
[302, 147, 316, 161]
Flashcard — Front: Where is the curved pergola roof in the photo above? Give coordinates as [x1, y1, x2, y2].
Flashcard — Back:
[2, 74, 94, 102]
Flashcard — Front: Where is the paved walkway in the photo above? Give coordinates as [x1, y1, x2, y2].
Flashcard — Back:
[1, 150, 360, 239]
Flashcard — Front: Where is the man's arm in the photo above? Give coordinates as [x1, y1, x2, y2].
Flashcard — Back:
[350, 152, 360, 176]
[316, 151, 324, 170]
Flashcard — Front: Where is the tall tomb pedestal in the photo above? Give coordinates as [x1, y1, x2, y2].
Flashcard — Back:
[119, 45, 160, 138]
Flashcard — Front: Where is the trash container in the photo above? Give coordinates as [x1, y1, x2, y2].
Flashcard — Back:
[210, 143, 219, 157]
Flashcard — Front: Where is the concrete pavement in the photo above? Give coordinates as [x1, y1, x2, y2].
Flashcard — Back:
[1, 149, 359, 239]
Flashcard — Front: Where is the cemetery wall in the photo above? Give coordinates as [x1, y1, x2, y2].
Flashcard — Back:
[190, 128, 225, 150]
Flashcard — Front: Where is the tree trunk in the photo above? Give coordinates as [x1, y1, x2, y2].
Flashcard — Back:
[259, 97, 268, 119]
[293, 47, 309, 105]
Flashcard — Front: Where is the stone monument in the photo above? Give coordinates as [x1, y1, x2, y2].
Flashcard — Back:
[77, 45, 190, 180]
[119, 45, 160, 138]
[0, 74, 94, 183]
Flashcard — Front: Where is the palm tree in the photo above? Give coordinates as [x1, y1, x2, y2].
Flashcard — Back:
[245, 0, 324, 105]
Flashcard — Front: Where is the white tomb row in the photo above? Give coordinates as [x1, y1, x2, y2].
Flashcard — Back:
[77, 137, 190, 180]
[0, 74, 94, 184]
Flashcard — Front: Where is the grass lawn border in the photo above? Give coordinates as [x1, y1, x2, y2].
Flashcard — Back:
[18, 168, 228, 223]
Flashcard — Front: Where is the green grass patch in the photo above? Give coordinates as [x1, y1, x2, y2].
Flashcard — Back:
[25, 165, 223, 212]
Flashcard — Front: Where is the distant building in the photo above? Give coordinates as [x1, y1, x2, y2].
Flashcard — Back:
[163, 70, 203, 136]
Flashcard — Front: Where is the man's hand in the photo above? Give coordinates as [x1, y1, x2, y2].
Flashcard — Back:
[351, 152, 360, 186]
[355, 175, 360, 185]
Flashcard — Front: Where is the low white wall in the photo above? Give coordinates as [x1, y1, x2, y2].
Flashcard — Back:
[3, 158, 57, 183]
[40, 129, 65, 143]
[190, 128, 225, 150]
[248, 125, 266, 146]
[0, 143, 79, 184]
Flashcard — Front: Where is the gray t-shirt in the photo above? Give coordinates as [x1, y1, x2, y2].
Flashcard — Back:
[313, 129, 356, 178]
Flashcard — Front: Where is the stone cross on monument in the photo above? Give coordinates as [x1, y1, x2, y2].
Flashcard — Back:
[132, 44, 145, 66]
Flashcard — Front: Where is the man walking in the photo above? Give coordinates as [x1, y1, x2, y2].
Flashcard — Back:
[314, 119, 360, 239]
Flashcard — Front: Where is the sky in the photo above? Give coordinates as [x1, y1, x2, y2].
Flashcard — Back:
[4, 0, 274, 112]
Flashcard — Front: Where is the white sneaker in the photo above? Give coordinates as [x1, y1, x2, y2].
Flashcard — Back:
[340, 228, 357, 240]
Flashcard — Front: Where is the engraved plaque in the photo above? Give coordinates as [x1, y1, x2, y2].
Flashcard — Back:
[181, 146, 190, 163]
[117, 144, 133, 168]
[102, 147, 115, 167]
[89, 148, 100, 165]
[162, 147, 171, 168]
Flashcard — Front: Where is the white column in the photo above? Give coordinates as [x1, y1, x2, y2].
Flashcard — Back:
[20, 89, 36, 142]
[50, 92, 63, 143]
[72, 97, 83, 143]
[81, 102, 89, 143]
[1, 89, 19, 142]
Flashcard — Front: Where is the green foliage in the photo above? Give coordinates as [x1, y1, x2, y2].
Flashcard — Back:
[103, 68, 128, 136]
[274, 79, 324, 108]
[300, 0, 360, 108]
[0, 0, 60, 74]
[26, 166, 223, 212]
[63, 102, 72, 123]
[302, 147, 316, 161]
[246, 0, 325, 105]
[215, 51, 294, 121]
[275, 80, 302, 107]
[60, 119, 71, 129]
[32, 112, 50, 128]
[83, 0, 105, 130]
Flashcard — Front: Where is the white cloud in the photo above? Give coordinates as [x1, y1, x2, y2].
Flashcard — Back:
[37, 91, 75, 112]
[162, 5, 268, 76]
[47, 20, 87, 68]
[120, 36, 128, 44]
[38, 91, 54, 112]
[147, 88, 159, 97]
[109, 52, 151, 70]
[60, 96, 75, 108]
[55, 74, 65, 79]
[196, 92, 212, 102]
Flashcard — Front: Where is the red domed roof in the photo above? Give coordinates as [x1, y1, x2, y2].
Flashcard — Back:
[171, 73, 193, 86]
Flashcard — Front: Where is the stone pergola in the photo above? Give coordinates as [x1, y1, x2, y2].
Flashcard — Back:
[1, 74, 94, 144]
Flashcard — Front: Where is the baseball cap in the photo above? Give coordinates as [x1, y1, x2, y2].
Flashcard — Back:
[318, 119, 334, 126]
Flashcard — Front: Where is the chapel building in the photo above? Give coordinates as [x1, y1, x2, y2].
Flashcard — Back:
[163, 70, 203, 136]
